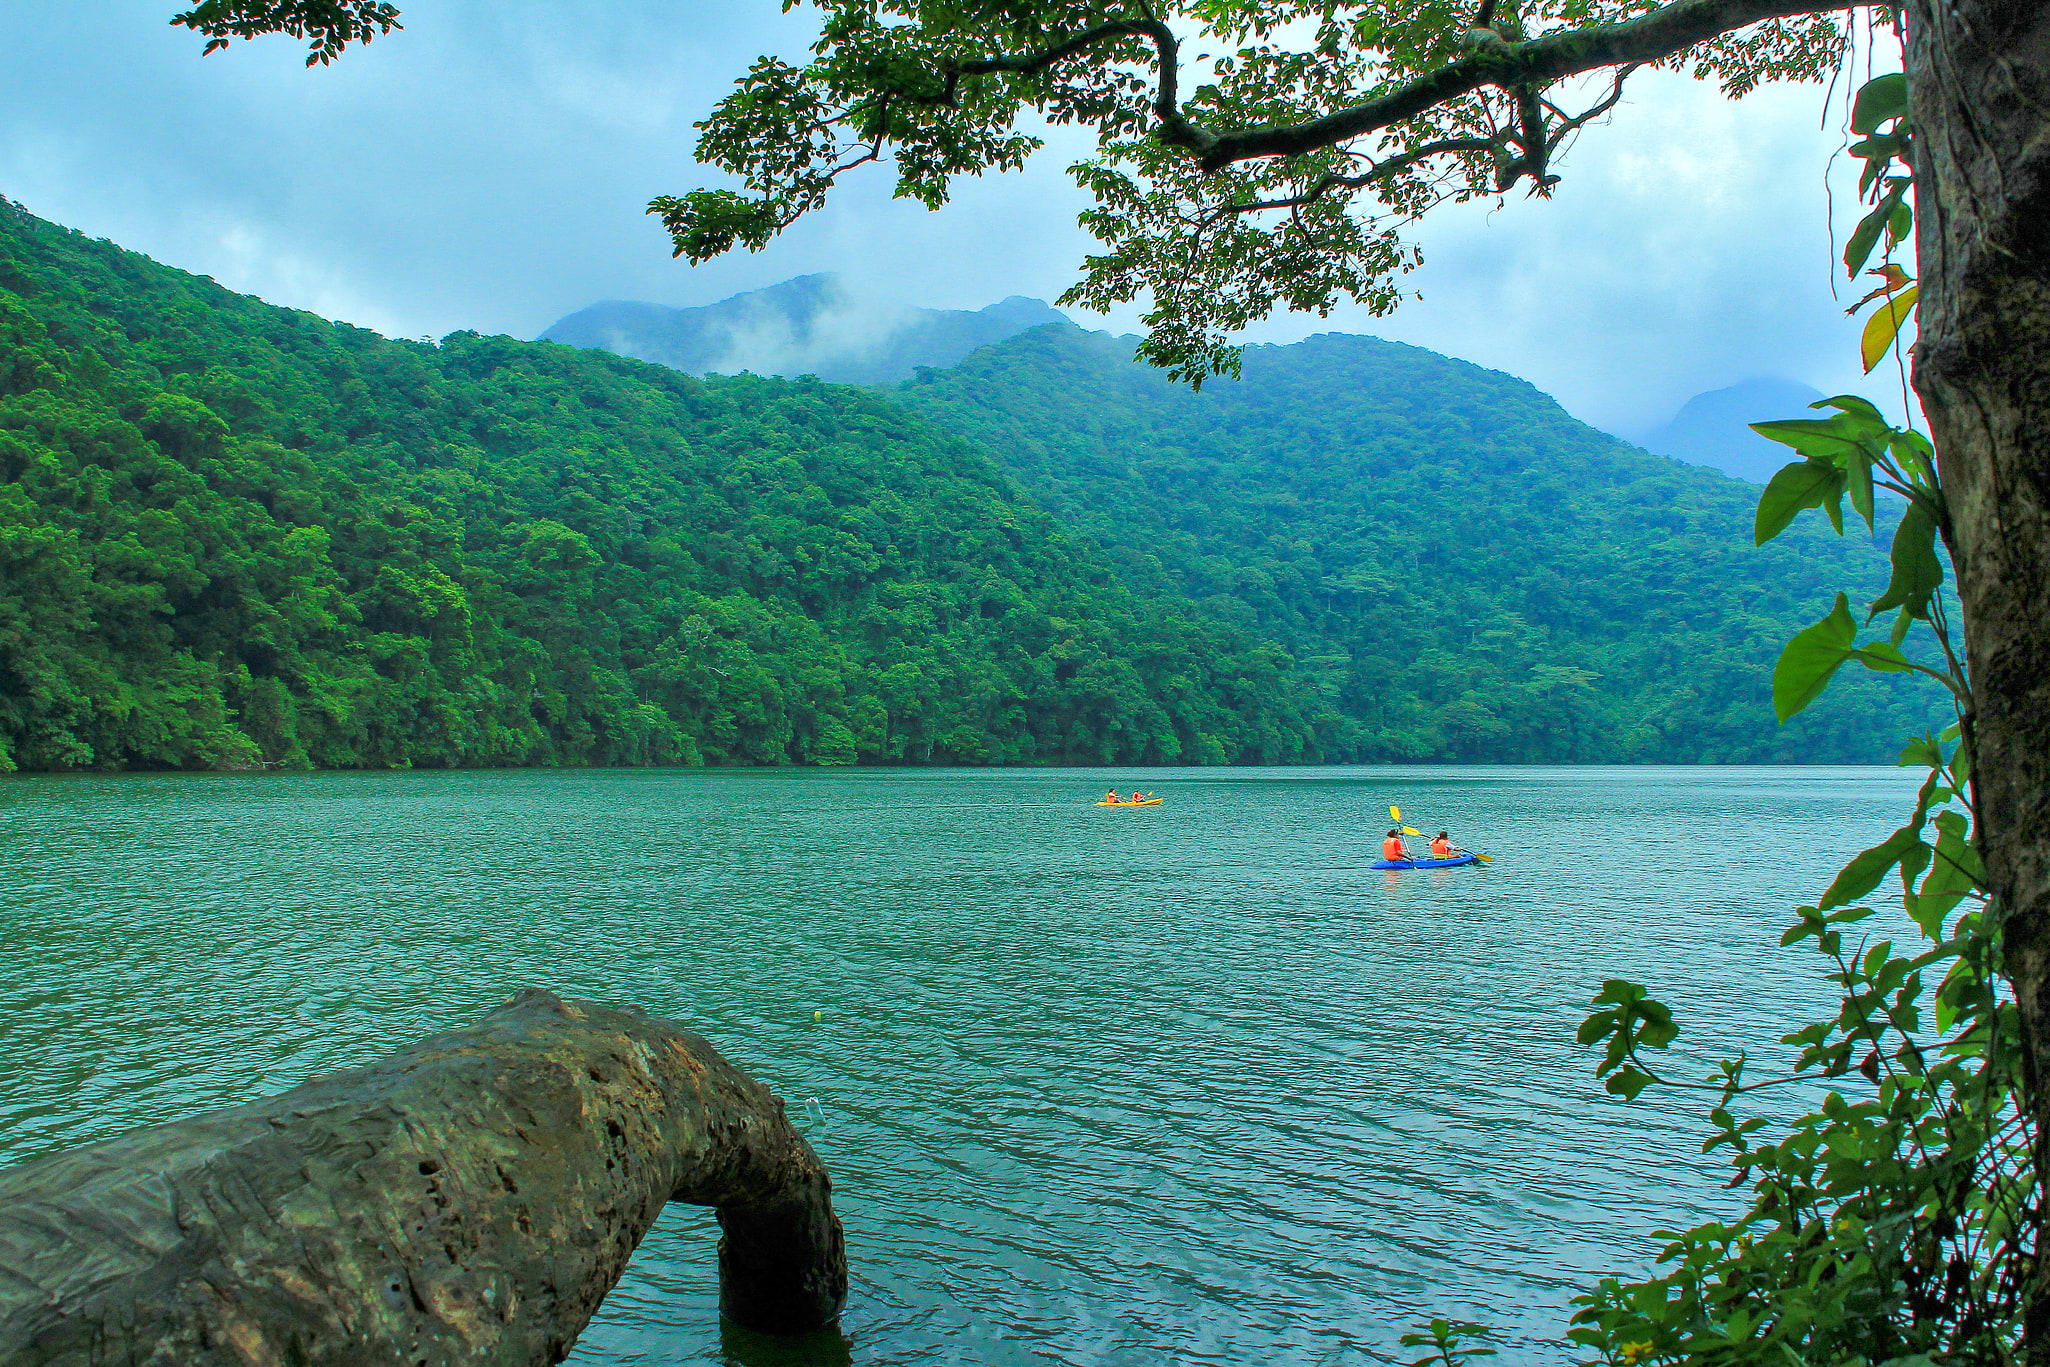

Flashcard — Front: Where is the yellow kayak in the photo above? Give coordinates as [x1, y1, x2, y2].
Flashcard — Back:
[1095, 798, 1164, 806]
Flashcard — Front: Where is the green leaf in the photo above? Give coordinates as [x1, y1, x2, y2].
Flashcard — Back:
[1848, 131, 1907, 161]
[1846, 444, 1876, 528]
[1820, 825, 1923, 909]
[1888, 430, 1935, 483]
[1844, 184, 1906, 277]
[1897, 735, 1941, 769]
[1926, 809, 1986, 897]
[1773, 593, 1856, 721]
[1809, 394, 1890, 433]
[1750, 419, 1867, 463]
[1869, 501, 1943, 619]
[1854, 641, 1914, 672]
[1754, 460, 1838, 545]
[1605, 1067, 1654, 1101]
[1851, 73, 1908, 134]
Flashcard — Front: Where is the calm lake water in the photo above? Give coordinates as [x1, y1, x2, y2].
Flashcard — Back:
[0, 765, 1918, 1365]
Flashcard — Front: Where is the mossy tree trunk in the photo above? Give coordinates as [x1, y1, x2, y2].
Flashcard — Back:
[0, 988, 846, 1366]
[1907, 0, 2050, 1354]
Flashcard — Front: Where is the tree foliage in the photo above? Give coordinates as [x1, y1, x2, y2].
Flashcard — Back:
[1562, 75, 2028, 1366]
[0, 198, 1329, 771]
[898, 322, 1947, 763]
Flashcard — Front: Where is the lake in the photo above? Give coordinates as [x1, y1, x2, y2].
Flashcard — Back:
[0, 765, 1919, 1365]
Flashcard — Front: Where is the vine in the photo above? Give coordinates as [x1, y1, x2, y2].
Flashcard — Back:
[1560, 62, 2032, 1367]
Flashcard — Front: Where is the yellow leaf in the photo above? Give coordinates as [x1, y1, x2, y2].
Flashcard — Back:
[1861, 284, 1918, 372]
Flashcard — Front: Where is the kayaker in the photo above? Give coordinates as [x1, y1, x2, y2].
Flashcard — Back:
[1104, 790, 1121, 803]
[1430, 831, 1454, 858]
[1382, 828, 1410, 862]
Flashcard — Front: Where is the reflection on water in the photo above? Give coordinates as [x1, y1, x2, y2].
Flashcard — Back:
[0, 765, 1917, 1365]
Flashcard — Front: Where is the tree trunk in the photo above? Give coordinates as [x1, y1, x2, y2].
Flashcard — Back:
[0, 988, 846, 1366]
[1907, 0, 2050, 1354]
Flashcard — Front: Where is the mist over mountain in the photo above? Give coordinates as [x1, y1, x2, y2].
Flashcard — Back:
[1634, 377, 1829, 482]
[539, 274, 1069, 385]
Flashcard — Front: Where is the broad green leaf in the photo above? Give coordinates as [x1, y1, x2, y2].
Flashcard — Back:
[1820, 825, 1922, 909]
[1851, 73, 1908, 134]
[1898, 840, 1931, 895]
[1860, 286, 1918, 372]
[1897, 735, 1941, 769]
[1846, 444, 1875, 528]
[1889, 430, 1935, 483]
[1869, 501, 1943, 619]
[1810, 394, 1889, 433]
[1753, 460, 1838, 545]
[1604, 1067, 1654, 1101]
[1844, 184, 1905, 277]
[1773, 593, 1856, 721]
[1749, 419, 1867, 462]
[1928, 810, 1985, 887]
[1854, 641, 1914, 672]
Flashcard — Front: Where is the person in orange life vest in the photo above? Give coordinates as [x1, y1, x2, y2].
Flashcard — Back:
[1430, 831, 1454, 858]
[1382, 828, 1411, 862]
[1104, 791, 1121, 803]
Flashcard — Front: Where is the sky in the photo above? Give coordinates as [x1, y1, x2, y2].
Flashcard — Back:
[0, 1, 1903, 435]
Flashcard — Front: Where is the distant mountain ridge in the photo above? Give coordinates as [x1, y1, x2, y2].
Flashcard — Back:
[887, 323, 1943, 762]
[540, 274, 1070, 385]
[1635, 377, 1828, 482]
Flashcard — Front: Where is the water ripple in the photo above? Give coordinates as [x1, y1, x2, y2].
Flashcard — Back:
[0, 765, 1917, 1365]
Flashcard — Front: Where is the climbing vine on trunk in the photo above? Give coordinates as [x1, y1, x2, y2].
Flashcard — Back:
[1566, 66, 2031, 1367]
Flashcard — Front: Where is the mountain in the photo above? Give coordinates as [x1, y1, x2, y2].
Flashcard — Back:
[0, 200, 1322, 771]
[889, 325, 1943, 763]
[539, 274, 1070, 386]
[0, 198, 1941, 771]
[1635, 377, 1829, 482]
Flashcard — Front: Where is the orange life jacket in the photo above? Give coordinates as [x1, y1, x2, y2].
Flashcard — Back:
[1430, 837, 1453, 857]
[1382, 836, 1406, 861]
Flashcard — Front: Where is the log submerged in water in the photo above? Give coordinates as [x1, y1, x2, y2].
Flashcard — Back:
[0, 988, 846, 1366]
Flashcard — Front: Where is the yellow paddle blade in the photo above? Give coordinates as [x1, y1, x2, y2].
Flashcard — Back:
[1389, 805, 1402, 821]
[1401, 826, 1421, 836]
[1473, 852, 1493, 863]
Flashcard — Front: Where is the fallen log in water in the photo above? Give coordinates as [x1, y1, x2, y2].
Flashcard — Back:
[0, 988, 846, 1366]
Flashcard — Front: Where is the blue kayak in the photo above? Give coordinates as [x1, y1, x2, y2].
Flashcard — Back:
[1371, 853, 1482, 869]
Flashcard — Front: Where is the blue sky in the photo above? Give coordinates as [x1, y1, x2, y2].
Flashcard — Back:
[0, 1, 1901, 433]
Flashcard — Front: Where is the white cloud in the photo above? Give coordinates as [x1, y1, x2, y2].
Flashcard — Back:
[0, 2, 1905, 434]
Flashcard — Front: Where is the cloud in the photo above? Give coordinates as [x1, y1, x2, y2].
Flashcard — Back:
[0, 3, 1902, 433]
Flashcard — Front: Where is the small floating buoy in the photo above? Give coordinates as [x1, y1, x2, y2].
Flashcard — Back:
[813, 1009, 824, 1022]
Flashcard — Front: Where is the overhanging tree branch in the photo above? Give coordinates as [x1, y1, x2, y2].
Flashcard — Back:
[1191, 0, 1860, 169]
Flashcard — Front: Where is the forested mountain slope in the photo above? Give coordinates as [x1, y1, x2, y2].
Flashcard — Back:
[892, 325, 1941, 762]
[0, 201, 1324, 771]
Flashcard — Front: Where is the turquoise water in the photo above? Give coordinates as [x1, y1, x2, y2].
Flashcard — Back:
[0, 766, 1918, 1364]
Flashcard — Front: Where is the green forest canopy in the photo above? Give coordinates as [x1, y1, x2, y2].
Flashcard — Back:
[0, 197, 1939, 771]
[897, 322, 1944, 762]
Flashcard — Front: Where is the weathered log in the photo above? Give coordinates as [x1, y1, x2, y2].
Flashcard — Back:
[0, 988, 846, 1366]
